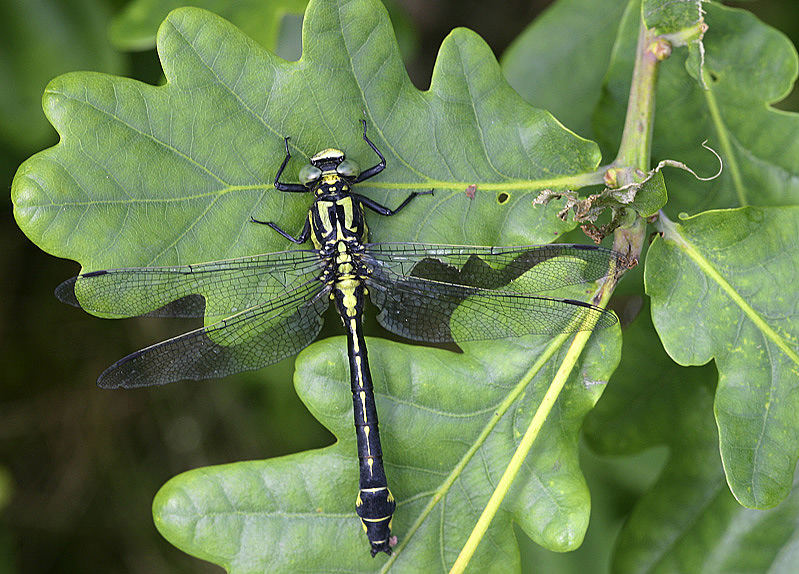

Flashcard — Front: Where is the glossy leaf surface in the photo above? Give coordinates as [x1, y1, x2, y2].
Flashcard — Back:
[646, 207, 799, 508]
[501, 0, 628, 138]
[586, 307, 799, 573]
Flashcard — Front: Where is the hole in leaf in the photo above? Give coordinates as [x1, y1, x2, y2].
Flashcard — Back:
[708, 71, 719, 82]
[497, 192, 510, 204]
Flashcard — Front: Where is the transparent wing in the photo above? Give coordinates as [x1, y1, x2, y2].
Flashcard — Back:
[364, 243, 621, 343]
[98, 281, 330, 389]
[56, 249, 324, 319]
[364, 243, 625, 293]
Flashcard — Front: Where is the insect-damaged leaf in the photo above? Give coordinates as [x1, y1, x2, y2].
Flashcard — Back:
[13, 1, 601, 283]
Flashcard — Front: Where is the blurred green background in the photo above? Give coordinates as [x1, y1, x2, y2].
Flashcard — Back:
[1, 1, 796, 572]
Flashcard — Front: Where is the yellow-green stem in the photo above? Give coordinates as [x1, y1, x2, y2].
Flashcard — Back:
[614, 22, 662, 170]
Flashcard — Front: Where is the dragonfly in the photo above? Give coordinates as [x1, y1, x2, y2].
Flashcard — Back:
[57, 120, 625, 556]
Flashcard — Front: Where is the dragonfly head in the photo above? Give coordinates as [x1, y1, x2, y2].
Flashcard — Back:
[306, 148, 361, 183]
[310, 148, 345, 171]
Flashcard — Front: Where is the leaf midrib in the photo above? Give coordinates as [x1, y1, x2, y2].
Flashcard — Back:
[665, 221, 799, 366]
[42, 12, 607, 225]
[703, 83, 748, 206]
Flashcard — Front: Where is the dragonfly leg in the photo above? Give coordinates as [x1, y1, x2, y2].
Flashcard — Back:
[355, 189, 434, 217]
[354, 120, 386, 183]
[275, 136, 308, 193]
[250, 216, 310, 244]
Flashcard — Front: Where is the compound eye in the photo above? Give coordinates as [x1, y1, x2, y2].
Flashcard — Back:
[298, 164, 322, 185]
[336, 159, 361, 178]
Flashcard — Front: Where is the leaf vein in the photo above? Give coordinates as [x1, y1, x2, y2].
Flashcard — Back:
[673, 228, 799, 366]
[48, 88, 228, 187]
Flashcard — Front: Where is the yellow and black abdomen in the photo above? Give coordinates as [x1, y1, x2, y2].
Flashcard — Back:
[331, 274, 396, 556]
[324, 198, 395, 555]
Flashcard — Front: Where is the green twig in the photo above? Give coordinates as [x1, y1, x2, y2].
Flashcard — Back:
[614, 21, 669, 170]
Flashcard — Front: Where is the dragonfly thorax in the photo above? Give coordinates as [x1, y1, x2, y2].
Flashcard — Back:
[309, 190, 368, 250]
[313, 173, 352, 197]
